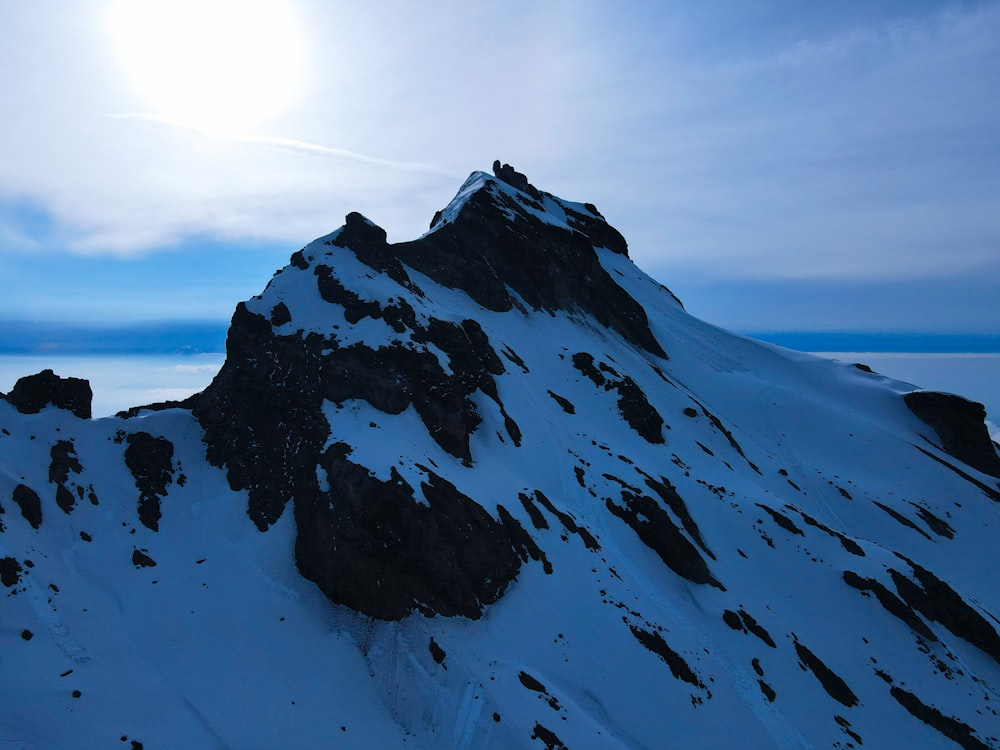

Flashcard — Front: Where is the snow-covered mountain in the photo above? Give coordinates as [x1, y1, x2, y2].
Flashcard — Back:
[3, 163, 1000, 749]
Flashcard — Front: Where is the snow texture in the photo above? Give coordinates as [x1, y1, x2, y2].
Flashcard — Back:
[2, 166, 1000, 749]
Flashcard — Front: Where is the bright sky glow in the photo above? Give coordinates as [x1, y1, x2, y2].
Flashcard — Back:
[0, 1, 998, 332]
[108, 0, 303, 132]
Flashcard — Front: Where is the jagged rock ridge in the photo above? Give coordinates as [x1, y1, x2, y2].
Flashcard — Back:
[193, 163, 672, 619]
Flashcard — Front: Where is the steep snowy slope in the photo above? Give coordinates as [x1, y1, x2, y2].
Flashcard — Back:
[2, 163, 1000, 749]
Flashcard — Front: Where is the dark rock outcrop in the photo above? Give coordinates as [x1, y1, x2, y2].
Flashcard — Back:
[531, 490, 600, 551]
[131, 549, 157, 568]
[428, 637, 446, 665]
[904, 391, 1000, 478]
[48, 440, 83, 515]
[404, 171, 664, 357]
[176, 164, 1000, 639]
[116, 395, 199, 420]
[572, 352, 665, 443]
[124, 432, 175, 532]
[912, 504, 955, 538]
[12, 484, 42, 529]
[48, 440, 82, 484]
[890, 686, 991, 750]
[188, 166, 671, 620]
[547, 391, 575, 414]
[200, 281, 532, 619]
[498, 505, 552, 575]
[914, 446, 1000, 502]
[270, 301, 292, 326]
[492, 160, 540, 200]
[0, 556, 22, 587]
[641, 473, 714, 558]
[873, 501, 931, 540]
[531, 723, 568, 750]
[4, 369, 92, 419]
[794, 509, 865, 556]
[842, 570, 936, 641]
[722, 608, 776, 648]
[889, 556, 1000, 666]
[606, 490, 723, 589]
[614, 376, 665, 444]
[293, 444, 521, 620]
[55, 484, 76, 515]
[196, 301, 510, 516]
[756, 504, 804, 536]
[630, 625, 703, 687]
[793, 639, 858, 707]
[692, 399, 760, 474]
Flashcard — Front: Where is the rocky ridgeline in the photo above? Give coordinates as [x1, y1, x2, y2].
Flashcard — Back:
[6, 164, 1000, 749]
[189, 163, 674, 618]
[3, 164, 999, 628]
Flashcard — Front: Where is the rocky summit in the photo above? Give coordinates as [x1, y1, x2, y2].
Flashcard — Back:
[2, 163, 1000, 749]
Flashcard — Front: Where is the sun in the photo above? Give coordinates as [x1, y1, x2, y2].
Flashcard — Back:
[107, 0, 304, 133]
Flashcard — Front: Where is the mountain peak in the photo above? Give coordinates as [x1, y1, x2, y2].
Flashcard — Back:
[491, 159, 541, 198]
[286, 163, 660, 356]
[428, 162, 626, 257]
[5, 165, 1000, 748]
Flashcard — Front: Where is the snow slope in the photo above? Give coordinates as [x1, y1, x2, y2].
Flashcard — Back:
[2, 163, 1000, 749]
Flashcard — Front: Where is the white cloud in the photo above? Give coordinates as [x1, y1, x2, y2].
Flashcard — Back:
[1, 0, 998, 287]
[171, 364, 221, 374]
[613, 5, 1000, 279]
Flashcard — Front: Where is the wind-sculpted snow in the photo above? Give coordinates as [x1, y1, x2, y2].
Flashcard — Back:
[2, 164, 1000, 748]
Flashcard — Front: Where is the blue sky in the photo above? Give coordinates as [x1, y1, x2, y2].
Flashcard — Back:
[1, 0, 998, 334]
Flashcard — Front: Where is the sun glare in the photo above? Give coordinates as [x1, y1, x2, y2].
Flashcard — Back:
[108, 0, 304, 132]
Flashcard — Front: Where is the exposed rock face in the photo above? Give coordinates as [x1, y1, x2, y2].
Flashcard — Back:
[571, 352, 665, 443]
[889, 556, 1000, 666]
[606, 490, 723, 589]
[11, 484, 42, 529]
[0, 556, 22, 587]
[124, 432, 175, 532]
[793, 639, 858, 707]
[4, 369, 92, 419]
[49, 440, 82, 484]
[492, 160, 540, 199]
[295, 445, 522, 620]
[191, 166, 675, 620]
[889, 686, 992, 750]
[196, 300, 510, 501]
[193, 303, 332, 529]
[904, 391, 1000, 478]
[842, 570, 936, 641]
[195, 303, 527, 618]
[411, 170, 663, 357]
[630, 625, 703, 687]
[49, 440, 83, 515]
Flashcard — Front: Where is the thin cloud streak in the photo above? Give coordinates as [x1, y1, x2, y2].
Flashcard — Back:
[109, 113, 450, 174]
